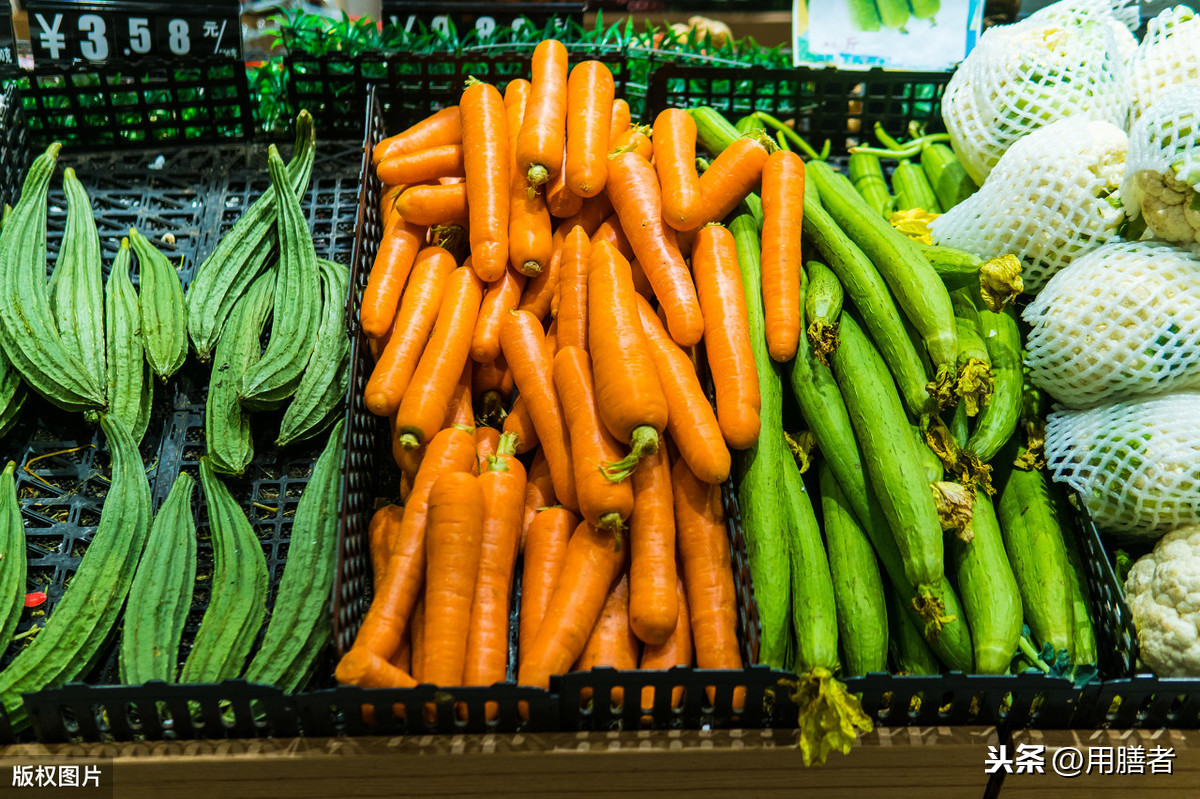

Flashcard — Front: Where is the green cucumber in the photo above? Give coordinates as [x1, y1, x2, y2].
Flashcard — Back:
[119, 472, 197, 684]
[783, 459, 839, 674]
[892, 161, 941, 214]
[688, 107, 741, 158]
[131, 227, 188, 380]
[0, 462, 27, 652]
[804, 260, 843, 365]
[48, 168, 106, 392]
[1061, 515, 1098, 668]
[920, 142, 975, 211]
[849, 152, 892, 217]
[245, 419, 344, 691]
[181, 458, 269, 683]
[818, 464, 887, 676]
[885, 583, 940, 674]
[966, 306, 1022, 461]
[104, 239, 152, 443]
[0, 415, 152, 731]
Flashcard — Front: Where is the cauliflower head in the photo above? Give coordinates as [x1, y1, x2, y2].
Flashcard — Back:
[1126, 525, 1200, 677]
[1136, 162, 1200, 245]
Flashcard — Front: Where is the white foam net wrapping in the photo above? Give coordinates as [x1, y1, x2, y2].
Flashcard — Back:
[1023, 240, 1200, 408]
[941, 5, 1132, 185]
[930, 118, 1127, 294]
[1130, 6, 1200, 124]
[1122, 86, 1200, 245]
[1045, 392, 1200, 540]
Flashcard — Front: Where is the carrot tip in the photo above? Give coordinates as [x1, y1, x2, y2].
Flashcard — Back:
[527, 165, 550, 188]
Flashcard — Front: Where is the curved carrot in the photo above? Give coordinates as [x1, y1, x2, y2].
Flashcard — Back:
[654, 109, 704, 232]
[610, 126, 653, 160]
[471, 266, 527, 364]
[516, 39, 568, 188]
[628, 447, 678, 646]
[609, 99, 631, 147]
[635, 295, 731, 485]
[606, 153, 704, 347]
[444, 358, 474, 429]
[518, 507, 576, 663]
[505, 78, 553, 277]
[472, 353, 512, 399]
[475, 425, 502, 469]
[517, 520, 627, 690]
[503, 395, 539, 455]
[522, 450, 556, 552]
[565, 61, 615, 199]
[411, 596, 425, 682]
[557, 226, 592, 352]
[574, 573, 638, 706]
[760, 150, 805, 362]
[639, 575, 693, 709]
[629, 258, 655, 301]
[337, 426, 476, 671]
[518, 194, 612, 321]
[423, 470, 486, 687]
[696, 135, 771, 226]
[362, 215, 425, 339]
[672, 457, 743, 704]
[499, 310, 578, 511]
[461, 78, 510, 282]
[335, 649, 417, 689]
[546, 153, 584, 219]
[553, 346, 635, 531]
[395, 183, 468, 226]
[380, 183, 405, 228]
[368, 504, 405, 593]
[373, 106, 461, 165]
[691, 224, 761, 450]
[395, 267, 485, 450]
[391, 623, 412, 674]
[591, 213, 634, 261]
[588, 241, 669, 465]
[377, 144, 465, 186]
[365, 247, 457, 417]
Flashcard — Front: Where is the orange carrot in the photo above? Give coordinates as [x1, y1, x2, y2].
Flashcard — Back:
[505, 78, 553, 278]
[672, 457, 743, 704]
[628, 447, 678, 647]
[557, 226, 592, 352]
[629, 258, 654, 301]
[639, 575, 693, 709]
[519, 195, 612, 321]
[365, 247, 457, 417]
[395, 183, 468, 226]
[374, 106, 461, 165]
[610, 126, 653, 160]
[395, 267, 485, 450]
[499, 310, 578, 511]
[517, 520, 627, 690]
[336, 427, 476, 671]
[759, 149, 805, 362]
[362, 215, 425, 339]
[391, 413, 424, 478]
[472, 353, 513, 399]
[445, 358, 474, 429]
[654, 109, 704, 232]
[546, 150, 584, 219]
[475, 425, 502, 469]
[606, 153, 704, 347]
[521, 450, 556, 552]
[464, 433, 528, 687]
[411, 596, 426, 683]
[587, 241, 669, 465]
[591, 213, 634, 261]
[553, 346, 635, 531]
[635, 295, 731, 485]
[574, 573, 638, 706]
[502, 395, 539, 455]
[461, 79, 510, 282]
[516, 39, 568, 188]
[518, 507, 576, 662]
[335, 649, 417, 689]
[696, 135, 771, 226]
[471, 266, 527, 365]
[399, 470, 413, 504]
[692, 224, 760, 449]
[368, 504, 405, 593]
[565, 61, 615, 199]
[377, 144, 465, 186]
[391, 622, 413, 674]
[609, 99, 631, 147]
[423, 471, 486, 687]
[380, 183, 405, 227]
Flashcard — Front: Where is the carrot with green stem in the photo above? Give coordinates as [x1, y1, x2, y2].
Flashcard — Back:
[565, 61, 615, 198]
[395, 184, 468, 226]
[557, 226, 592, 352]
[503, 396, 539, 454]
[516, 39, 568, 188]
[461, 78, 510, 282]
[518, 508, 576, 663]
[553, 346, 635, 531]
[518, 520, 627, 690]
[654, 109, 704, 232]
[639, 575, 693, 709]
[500, 310, 578, 511]
[606, 153, 704, 347]
[365, 247, 457, 417]
[422, 471, 486, 687]
[588, 241, 670, 470]
[471, 266, 527, 364]
[374, 106, 462, 165]
[361, 215, 424, 339]
[629, 447, 678, 646]
[464, 433, 527, 687]
[760, 150, 805, 362]
[394, 267, 484, 450]
[377, 145, 465, 186]
[475, 425, 502, 468]
[505, 78, 552, 278]
[575, 573, 638, 706]
[518, 195, 611, 321]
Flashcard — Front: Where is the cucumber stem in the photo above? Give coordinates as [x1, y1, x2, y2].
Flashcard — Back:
[806, 319, 839, 366]
[752, 111, 825, 161]
[956, 358, 994, 417]
[911, 586, 954, 639]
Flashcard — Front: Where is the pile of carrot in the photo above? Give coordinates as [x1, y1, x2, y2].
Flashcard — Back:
[335, 38, 802, 704]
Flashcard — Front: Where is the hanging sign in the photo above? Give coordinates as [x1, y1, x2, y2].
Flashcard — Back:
[381, 1, 585, 41]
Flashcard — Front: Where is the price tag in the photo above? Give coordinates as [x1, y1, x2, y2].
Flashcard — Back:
[25, 0, 241, 65]
[382, 1, 584, 40]
[0, 1, 15, 69]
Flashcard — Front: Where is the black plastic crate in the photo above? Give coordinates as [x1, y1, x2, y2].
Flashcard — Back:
[645, 62, 951, 156]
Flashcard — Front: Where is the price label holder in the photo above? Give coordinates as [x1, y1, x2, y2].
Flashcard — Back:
[25, 0, 242, 66]
[0, 0, 16, 72]
[381, 1, 586, 41]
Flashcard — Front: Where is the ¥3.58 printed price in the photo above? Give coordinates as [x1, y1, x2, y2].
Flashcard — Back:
[25, 1, 240, 64]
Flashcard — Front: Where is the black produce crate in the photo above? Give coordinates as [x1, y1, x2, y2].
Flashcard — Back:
[0, 84, 364, 742]
[0, 85, 28, 208]
[645, 63, 951, 156]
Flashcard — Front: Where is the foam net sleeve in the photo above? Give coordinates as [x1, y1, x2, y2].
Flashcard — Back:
[1122, 86, 1200, 246]
[1130, 7, 1200, 125]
